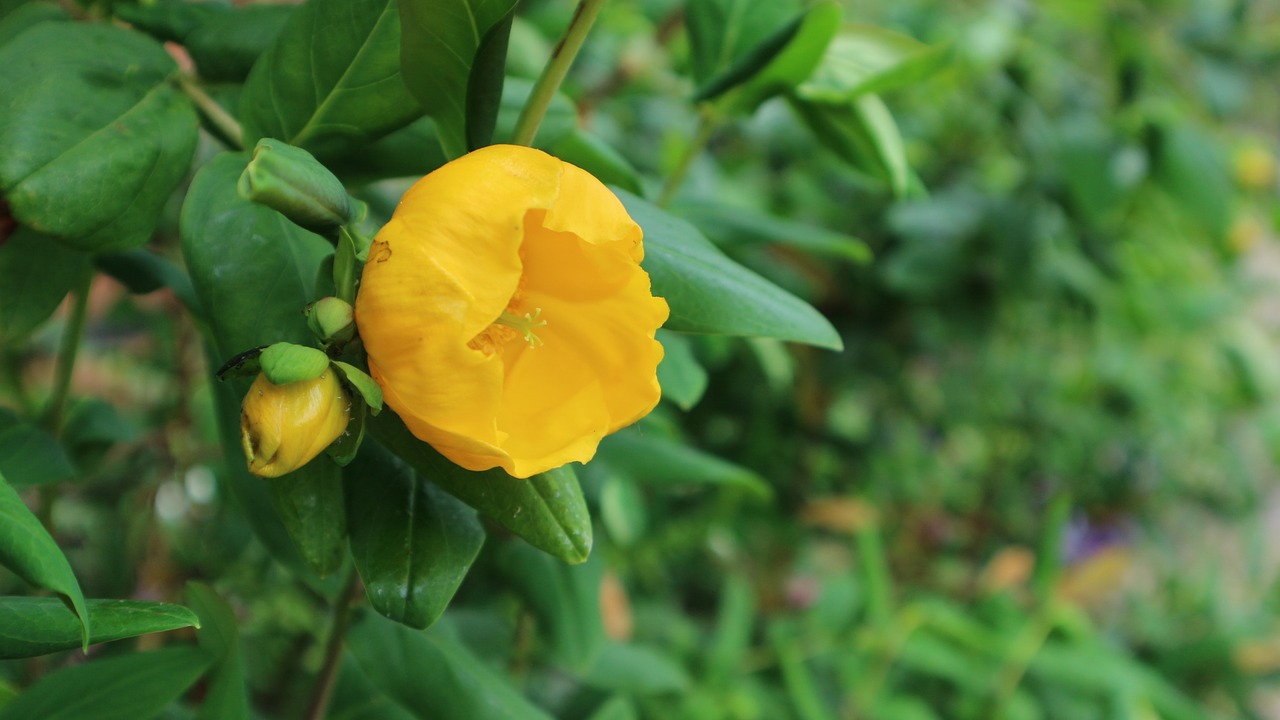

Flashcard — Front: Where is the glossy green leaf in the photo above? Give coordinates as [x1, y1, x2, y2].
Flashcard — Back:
[499, 542, 604, 670]
[547, 130, 643, 195]
[345, 442, 484, 629]
[581, 642, 691, 695]
[0, 227, 89, 343]
[0, 598, 198, 659]
[0, 410, 73, 487]
[685, 0, 800, 86]
[240, 0, 421, 159]
[693, 11, 806, 102]
[0, 23, 197, 252]
[258, 343, 330, 385]
[715, 1, 842, 113]
[327, 117, 448, 185]
[370, 411, 592, 564]
[0, 470, 88, 647]
[0, 646, 212, 720]
[334, 362, 384, 414]
[799, 23, 952, 101]
[187, 583, 250, 720]
[617, 189, 842, 350]
[596, 428, 771, 498]
[185, 5, 293, 83]
[112, 0, 221, 43]
[399, 0, 520, 158]
[655, 331, 708, 411]
[0, 1, 64, 46]
[789, 93, 910, 197]
[672, 201, 871, 264]
[465, 7, 514, 150]
[94, 249, 200, 312]
[346, 611, 554, 720]
[181, 153, 344, 579]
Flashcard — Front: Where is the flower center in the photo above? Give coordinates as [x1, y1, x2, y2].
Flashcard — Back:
[468, 303, 547, 355]
[494, 308, 547, 347]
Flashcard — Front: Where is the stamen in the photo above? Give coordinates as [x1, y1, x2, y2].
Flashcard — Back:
[494, 308, 547, 348]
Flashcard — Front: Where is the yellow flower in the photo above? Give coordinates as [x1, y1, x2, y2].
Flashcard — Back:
[240, 371, 351, 478]
[355, 145, 668, 478]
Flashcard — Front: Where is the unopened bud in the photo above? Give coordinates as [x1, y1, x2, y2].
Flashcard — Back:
[238, 139, 354, 233]
[306, 297, 356, 344]
[240, 371, 350, 477]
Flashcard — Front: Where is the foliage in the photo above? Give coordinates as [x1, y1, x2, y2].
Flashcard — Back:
[1, 0, 1279, 718]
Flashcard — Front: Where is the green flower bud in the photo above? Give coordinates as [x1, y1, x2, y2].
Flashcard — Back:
[306, 297, 356, 344]
[238, 139, 354, 233]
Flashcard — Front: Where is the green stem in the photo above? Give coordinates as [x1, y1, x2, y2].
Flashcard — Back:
[656, 105, 719, 207]
[304, 567, 361, 720]
[177, 74, 245, 150]
[44, 271, 92, 438]
[511, 0, 607, 147]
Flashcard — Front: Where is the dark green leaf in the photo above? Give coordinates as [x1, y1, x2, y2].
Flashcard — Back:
[240, 0, 421, 159]
[346, 442, 485, 629]
[0, 470, 88, 647]
[713, 1, 842, 113]
[465, 8, 514, 151]
[399, 0, 520, 158]
[1153, 120, 1232, 236]
[693, 10, 806, 102]
[799, 24, 952, 101]
[0, 1, 64, 46]
[617, 189, 843, 350]
[113, 0, 222, 43]
[684, 0, 799, 85]
[94, 249, 201, 312]
[329, 660, 419, 720]
[181, 153, 343, 578]
[655, 331, 708, 411]
[0, 227, 89, 344]
[327, 117, 448, 185]
[185, 5, 293, 83]
[0, 597, 198, 659]
[672, 201, 871, 263]
[596, 428, 771, 497]
[548, 130, 643, 195]
[788, 93, 910, 197]
[581, 642, 691, 695]
[0, 23, 197, 252]
[186, 583, 250, 720]
[346, 611, 554, 720]
[0, 646, 212, 720]
[498, 541, 604, 670]
[0, 408, 75, 488]
[370, 411, 592, 564]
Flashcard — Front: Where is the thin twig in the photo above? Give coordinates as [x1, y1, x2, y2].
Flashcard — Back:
[177, 74, 245, 150]
[304, 567, 362, 720]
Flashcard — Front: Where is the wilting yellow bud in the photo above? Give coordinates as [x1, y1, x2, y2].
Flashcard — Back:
[240, 371, 351, 478]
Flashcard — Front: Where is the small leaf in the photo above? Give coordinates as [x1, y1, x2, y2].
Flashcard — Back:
[617, 189, 843, 350]
[711, 1, 842, 113]
[655, 331, 708, 411]
[581, 643, 691, 695]
[788, 93, 911, 198]
[370, 411, 592, 564]
[346, 611, 554, 720]
[0, 23, 198, 252]
[334, 361, 384, 414]
[0, 227, 89, 344]
[258, 342, 331, 385]
[345, 442, 485, 629]
[326, 396, 367, 467]
[798, 23, 952, 102]
[672, 201, 871, 263]
[685, 0, 800, 86]
[693, 10, 806, 102]
[0, 408, 76, 488]
[186, 583, 250, 720]
[0, 470, 89, 648]
[240, 0, 421, 159]
[398, 0, 520, 158]
[498, 542, 605, 670]
[0, 598, 199, 659]
[0, 646, 212, 720]
[596, 428, 771, 498]
[94, 249, 201, 312]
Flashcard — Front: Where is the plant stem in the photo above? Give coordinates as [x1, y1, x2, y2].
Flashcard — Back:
[44, 271, 92, 438]
[511, 0, 607, 147]
[656, 105, 718, 207]
[177, 74, 245, 150]
[304, 567, 361, 720]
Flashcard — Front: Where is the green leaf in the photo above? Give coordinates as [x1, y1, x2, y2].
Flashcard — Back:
[186, 583, 250, 720]
[798, 24, 952, 102]
[0, 23, 197, 252]
[0, 597, 198, 659]
[1153, 119, 1232, 236]
[788, 93, 910, 197]
[346, 611, 554, 720]
[329, 660, 420, 720]
[616, 189, 842, 350]
[185, 5, 293, 83]
[587, 696, 639, 720]
[0, 470, 88, 648]
[672, 200, 871, 263]
[685, 0, 800, 86]
[493, 76, 577, 148]
[498, 542, 605, 670]
[0, 646, 212, 720]
[547, 130, 643, 195]
[655, 331, 708, 411]
[713, 1, 842, 113]
[240, 0, 421, 159]
[334, 362, 384, 414]
[581, 642, 691, 695]
[399, 0, 520, 158]
[465, 8, 514, 151]
[181, 153, 343, 579]
[94, 249, 201, 313]
[326, 116, 448, 185]
[112, 0, 222, 43]
[258, 342, 331, 385]
[596, 428, 771, 498]
[0, 1, 65, 47]
[0, 228, 89, 344]
[370, 411, 592, 564]
[345, 442, 485, 629]
[0, 409, 75, 487]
